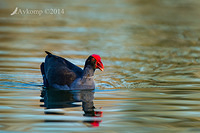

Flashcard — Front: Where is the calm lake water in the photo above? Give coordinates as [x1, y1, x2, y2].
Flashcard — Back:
[1, 0, 200, 132]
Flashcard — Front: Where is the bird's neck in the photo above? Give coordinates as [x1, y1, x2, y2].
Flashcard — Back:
[82, 65, 95, 78]
[71, 65, 95, 89]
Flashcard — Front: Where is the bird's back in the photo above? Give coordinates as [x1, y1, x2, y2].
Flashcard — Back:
[44, 51, 83, 87]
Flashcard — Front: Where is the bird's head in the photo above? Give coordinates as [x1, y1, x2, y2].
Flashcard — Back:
[85, 54, 104, 71]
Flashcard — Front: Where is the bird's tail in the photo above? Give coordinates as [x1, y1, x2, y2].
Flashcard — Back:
[45, 51, 52, 55]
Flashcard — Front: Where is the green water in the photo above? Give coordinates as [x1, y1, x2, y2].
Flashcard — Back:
[1, 0, 200, 132]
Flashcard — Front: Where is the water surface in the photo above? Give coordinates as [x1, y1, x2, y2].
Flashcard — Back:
[1, 0, 200, 132]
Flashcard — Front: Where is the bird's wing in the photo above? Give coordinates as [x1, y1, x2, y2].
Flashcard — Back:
[44, 51, 83, 86]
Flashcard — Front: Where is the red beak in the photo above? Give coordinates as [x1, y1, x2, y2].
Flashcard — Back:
[97, 61, 104, 71]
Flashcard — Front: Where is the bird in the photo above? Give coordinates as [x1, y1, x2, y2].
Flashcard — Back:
[40, 51, 104, 90]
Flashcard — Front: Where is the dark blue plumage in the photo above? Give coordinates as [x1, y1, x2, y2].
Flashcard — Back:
[40, 51, 104, 90]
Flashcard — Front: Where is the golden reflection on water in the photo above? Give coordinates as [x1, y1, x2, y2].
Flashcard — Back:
[1, 0, 200, 132]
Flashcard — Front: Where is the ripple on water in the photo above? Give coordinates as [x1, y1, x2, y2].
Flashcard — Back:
[1, 0, 200, 132]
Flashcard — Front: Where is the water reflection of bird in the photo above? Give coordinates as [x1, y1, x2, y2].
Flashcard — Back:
[40, 51, 104, 90]
[40, 88, 103, 127]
